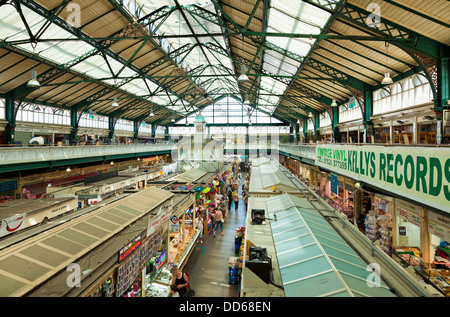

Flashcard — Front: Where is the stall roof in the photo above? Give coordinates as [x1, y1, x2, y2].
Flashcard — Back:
[249, 162, 298, 193]
[266, 194, 395, 297]
[251, 157, 272, 167]
[169, 168, 207, 183]
[0, 187, 173, 297]
[88, 176, 134, 186]
[0, 197, 76, 219]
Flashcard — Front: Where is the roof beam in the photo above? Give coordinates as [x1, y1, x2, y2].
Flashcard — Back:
[337, 3, 444, 59]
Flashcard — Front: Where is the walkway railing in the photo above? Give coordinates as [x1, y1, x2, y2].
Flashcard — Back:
[0, 144, 175, 166]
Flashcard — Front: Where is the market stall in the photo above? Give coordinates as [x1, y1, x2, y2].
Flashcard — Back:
[364, 194, 394, 255]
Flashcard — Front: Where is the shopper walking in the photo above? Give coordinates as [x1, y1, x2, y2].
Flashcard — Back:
[196, 214, 204, 243]
[233, 191, 240, 212]
[213, 208, 224, 237]
[227, 189, 233, 213]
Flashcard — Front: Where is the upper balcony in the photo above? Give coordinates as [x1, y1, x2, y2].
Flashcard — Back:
[0, 143, 174, 173]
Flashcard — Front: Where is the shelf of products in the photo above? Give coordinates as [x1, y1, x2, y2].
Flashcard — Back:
[88, 275, 115, 297]
[378, 212, 393, 255]
[146, 281, 171, 297]
[364, 211, 377, 241]
[393, 247, 422, 268]
[365, 196, 393, 255]
[168, 228, 200, 268]
[414, 265, 450, 297]
[143, 249, 172, 297]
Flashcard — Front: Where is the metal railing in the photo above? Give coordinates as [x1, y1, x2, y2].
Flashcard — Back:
[0, 143, 175, 165]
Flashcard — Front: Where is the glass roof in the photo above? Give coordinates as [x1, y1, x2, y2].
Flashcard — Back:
[0, 0, 332, 121]
[266, 194, 395, 297]
[136, 0, 239, 99]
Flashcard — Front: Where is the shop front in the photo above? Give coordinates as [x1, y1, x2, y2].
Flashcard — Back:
[368, 196, 450, 297]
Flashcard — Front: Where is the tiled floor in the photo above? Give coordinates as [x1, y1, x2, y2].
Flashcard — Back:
[183, 176, 247, 297]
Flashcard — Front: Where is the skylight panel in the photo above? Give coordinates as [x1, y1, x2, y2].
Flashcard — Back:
[267, 0, 331, 58]
[1, 6, 95, 65]
[122, 79, 150, 96]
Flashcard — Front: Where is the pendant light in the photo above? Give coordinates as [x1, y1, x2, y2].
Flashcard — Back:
[66, 167, 71, 173]
[238, 64, 249, 82]
[244, 94, 250, 105]
[382, 73, 393, 85]
[331, 99, 337, 107]
[27, 70, 40, 88]
[382, 41, 393, 85]
[112, 97, 119, 107]
[238, 34, 249, 82]
[149, 109, 154, 116]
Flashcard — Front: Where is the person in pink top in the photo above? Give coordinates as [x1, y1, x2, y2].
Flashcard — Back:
[213, 207, 224, 237]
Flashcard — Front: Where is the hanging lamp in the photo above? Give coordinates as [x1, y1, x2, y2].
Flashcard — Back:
[112, 97, 119, 107]
[27, 70, 40, 88]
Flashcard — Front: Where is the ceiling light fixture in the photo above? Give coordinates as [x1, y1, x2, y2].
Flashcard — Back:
[308, 112, 313, 118]
[149, 109, 154, 116]
[382, 41, 393, 85]
[331, 99, 337, 107]
[66, 167, 71, 173]
[27, 70, 40, 88]
[238, 64, 249, 82]
[112, 97, 119, 107]
[244, 94, 250, 105]
[382, 73, 393, 85]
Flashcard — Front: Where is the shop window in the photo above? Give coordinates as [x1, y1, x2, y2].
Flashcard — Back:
[418, 123, 437, 145]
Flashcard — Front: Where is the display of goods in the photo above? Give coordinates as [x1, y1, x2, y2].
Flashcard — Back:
[399, 254, 420, 266]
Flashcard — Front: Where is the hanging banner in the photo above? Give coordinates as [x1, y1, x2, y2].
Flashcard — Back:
[316, 145, 450, 213]
[395, 205, 421, 227]
[427, 211, 450, 242]
[147, 198, 173, 237]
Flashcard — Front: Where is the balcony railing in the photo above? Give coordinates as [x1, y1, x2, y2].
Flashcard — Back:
[0, 144, 175, 166]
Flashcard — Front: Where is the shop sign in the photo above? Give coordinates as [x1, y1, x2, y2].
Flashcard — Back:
[330, 173, 337, 194]
[427, 212, 450, 242]
[316, 144, 450, 213]
[395, 205, 421, 227]
[170, 215, 180, 233]
[118, 234, 142, 263]
[147, 199, 173, 237]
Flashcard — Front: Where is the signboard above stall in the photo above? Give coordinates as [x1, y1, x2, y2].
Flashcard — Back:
[316, 145, 450, 214]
